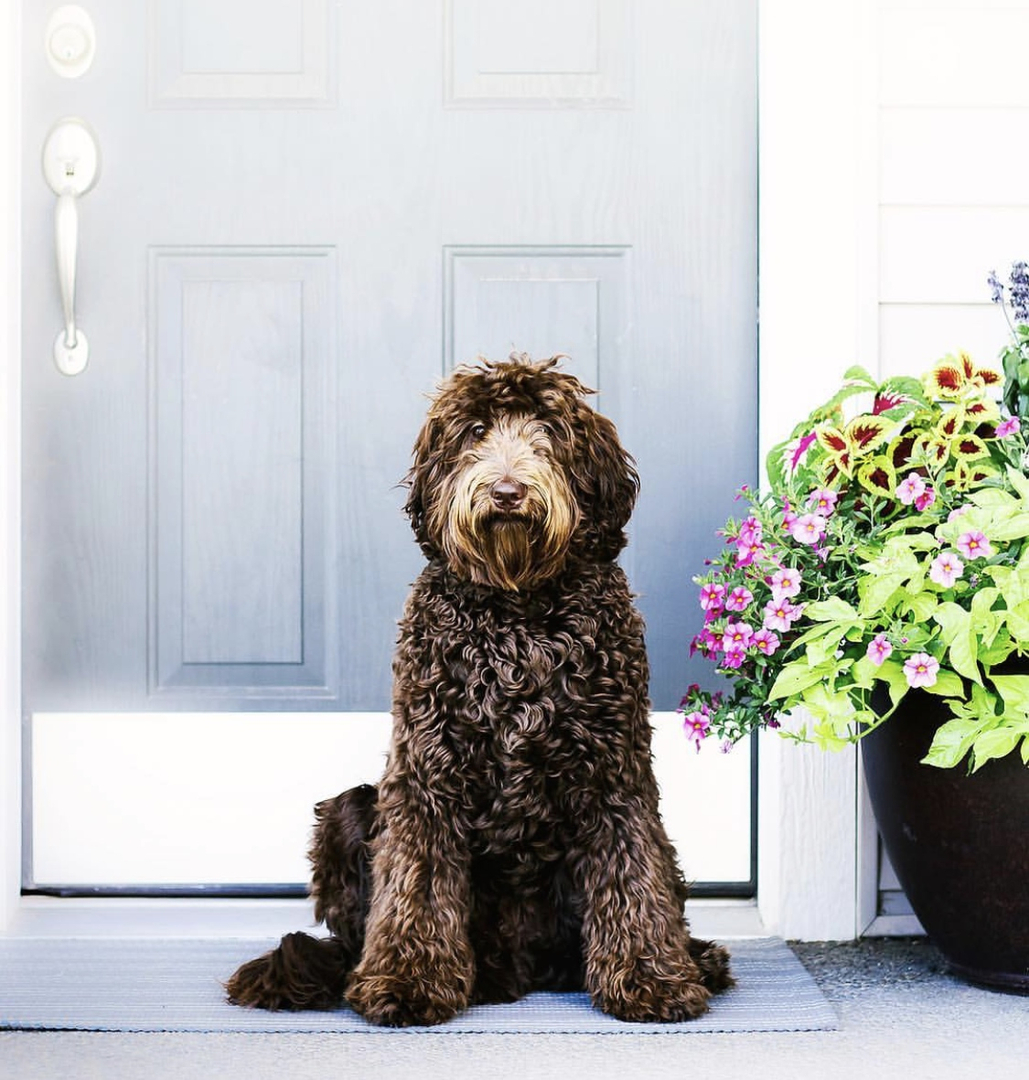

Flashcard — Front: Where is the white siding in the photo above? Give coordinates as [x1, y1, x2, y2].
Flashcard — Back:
[878, 1, 1029, 380]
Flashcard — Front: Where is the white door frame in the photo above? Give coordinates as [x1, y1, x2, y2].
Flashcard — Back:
[0, 0, 874, 939]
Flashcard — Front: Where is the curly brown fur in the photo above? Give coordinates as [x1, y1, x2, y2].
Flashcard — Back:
[226, 355, 733, 1024]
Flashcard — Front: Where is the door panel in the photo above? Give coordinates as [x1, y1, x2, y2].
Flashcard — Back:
[22, 0, 757, 890]
[151, 248, 339, 703]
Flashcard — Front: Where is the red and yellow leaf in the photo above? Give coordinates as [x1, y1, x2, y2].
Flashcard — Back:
[856, 456, 896, 497]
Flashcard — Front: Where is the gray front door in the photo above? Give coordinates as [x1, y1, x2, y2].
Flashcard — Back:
[22, 0, 756, 890]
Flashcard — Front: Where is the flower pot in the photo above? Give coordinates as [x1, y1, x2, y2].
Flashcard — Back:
[861, 688, 1029, 992]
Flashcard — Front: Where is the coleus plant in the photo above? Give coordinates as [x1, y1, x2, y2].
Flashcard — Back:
[679, 351, 1029, 772]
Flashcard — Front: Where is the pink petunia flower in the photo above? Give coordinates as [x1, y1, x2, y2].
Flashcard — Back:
[782, 502, 798, 532]
[929, 551, 964, 588]
[896, 473, 927, 506]
[763, 599, 803, 633]
[752, 628, 780, 656]
[956, 530, 993, 560]
[725, 586, 754, 612]
[722, 621, 754, 651]
[699, 582, 726, 611]
[692, 626, 721, 655]
[996, 417, 1021, 439]
[735, 539, 766, 568]
[903, 652, 940, 689]
[914, 486, 936, 512]
[737, 517, 763, 548]
[769, 566, 802, 602]
[682, 709, 711, 748]
[866, 633, 893, 666]
[790, 513, 827, 546]
[721, 644, 747, 669]
[808, 488, 838, 515]
[948, 505, 971, 522]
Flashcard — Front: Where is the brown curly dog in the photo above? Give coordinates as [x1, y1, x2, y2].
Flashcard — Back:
[225, 355, 733, 1025]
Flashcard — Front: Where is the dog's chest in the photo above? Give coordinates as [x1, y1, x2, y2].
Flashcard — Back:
[454, 615, 598, 838]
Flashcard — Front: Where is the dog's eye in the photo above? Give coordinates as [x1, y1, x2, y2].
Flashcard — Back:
[469, 423, 488, 442]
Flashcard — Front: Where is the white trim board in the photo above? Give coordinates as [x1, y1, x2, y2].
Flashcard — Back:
[0, 0, 22, 935]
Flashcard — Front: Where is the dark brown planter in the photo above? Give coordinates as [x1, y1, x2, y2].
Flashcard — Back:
[861, 687, 1029, 992]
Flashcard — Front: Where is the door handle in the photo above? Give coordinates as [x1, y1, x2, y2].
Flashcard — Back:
[42, 118, 100, 375]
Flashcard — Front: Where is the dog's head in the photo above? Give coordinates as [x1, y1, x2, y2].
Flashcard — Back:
[404, 355, 639, 591]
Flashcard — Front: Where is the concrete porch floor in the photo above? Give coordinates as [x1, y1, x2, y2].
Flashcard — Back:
[2, 937, 1027, 1080]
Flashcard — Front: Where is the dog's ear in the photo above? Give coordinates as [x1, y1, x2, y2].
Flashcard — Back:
[403, 412, 445, 554]
[569, 401, 640, 560]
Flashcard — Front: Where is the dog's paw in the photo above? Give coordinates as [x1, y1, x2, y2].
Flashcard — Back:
[346, 971, 467, 1027]
[688, 936, 735, 993]
[592, 958, 712, 1023]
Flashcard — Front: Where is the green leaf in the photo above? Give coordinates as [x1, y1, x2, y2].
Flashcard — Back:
[900, 592, 938, 623]
[767, 660, 835, 702]
[972, 726, 1024, 771]
[967, 488, 1017, 510]
[988, 566, 1029, 608]
[922, 717, 979, 769]
[991, 513, 1029, 542]
[1007, 464, 1029, 503]
[805, 597, 860, 622]
[933, 603, 981, 684]
[876, 658, 910, 706]
[858, 573, 908, 618]
[992, 675, 1029, 715]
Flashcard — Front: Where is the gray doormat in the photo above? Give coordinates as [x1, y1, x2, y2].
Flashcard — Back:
[0, 936, 836, 1033]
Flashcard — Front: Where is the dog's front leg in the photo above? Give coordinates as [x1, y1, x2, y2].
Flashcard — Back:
[573, 807, 712, 1022]
[345, 788, 474, 1027]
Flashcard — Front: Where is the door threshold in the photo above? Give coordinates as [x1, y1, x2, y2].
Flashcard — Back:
[3, 895, 766, 940]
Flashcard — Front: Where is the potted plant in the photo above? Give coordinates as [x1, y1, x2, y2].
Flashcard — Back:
[680, 266, 1029, 991]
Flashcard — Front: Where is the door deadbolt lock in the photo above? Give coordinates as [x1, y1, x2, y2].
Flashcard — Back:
[46, 6, 97, 79]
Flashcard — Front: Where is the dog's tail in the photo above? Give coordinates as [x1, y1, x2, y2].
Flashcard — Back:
[225, 783, 379, 1011]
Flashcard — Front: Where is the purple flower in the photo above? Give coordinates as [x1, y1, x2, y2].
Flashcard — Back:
[700, 582, 726, 611]
[914, 486, 936, 512]
[896, 473, 927, 506]
[752, 628, 780, 656]
[721, 644, 747, 669]
[725, 586, 754, 612]
[763, 599, 803, 633]
[903, 652, 940, 689]
[988, 269, 1005, 305]
[722, 621, 754, 651]
[929, 551, 964, 588]
[808, 488, 838, 515]
[957, 529, 993, 560]
[866, 633, 893, 667]
[682, 709, 711, 748]
[996, 416, 1021, 439]
[790, 513, 826, 546]
[691, 627, 721, 656]
[769, 566, 802, 602]
[735, 539, 766, 568]
[737, 517, 763, 548]
[1010, 260, 1029, 323]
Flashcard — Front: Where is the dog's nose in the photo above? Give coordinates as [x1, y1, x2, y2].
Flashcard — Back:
[491, 478, 527, 511]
